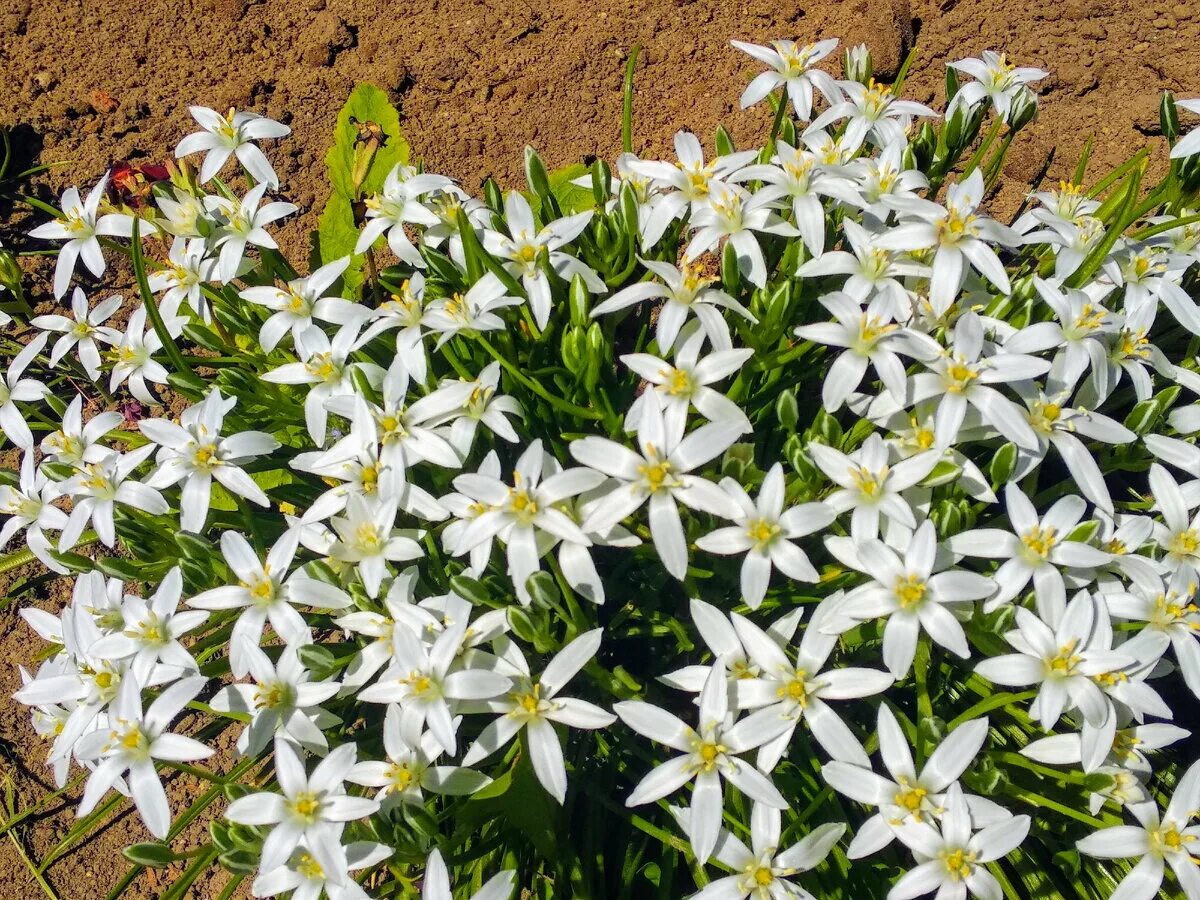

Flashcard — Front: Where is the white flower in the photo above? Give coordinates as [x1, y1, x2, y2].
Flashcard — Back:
[730, 38, 841, 119]
[616, 662, 791, 864]
[902, 312, 1051, 451]
[420, 848, 516, 900]
[683, 803, 845, 900]
[74, 675, 212, 839]
[948, 52, 1047, 120]
[793, 292, 939, 411]
[695, 463, 834, 608]
[464, 628, 615, 803]
[421, 272, 523, 347]
[425, 361, 523, 458]
[571, 394, 743, 579]
[355, 167, 451, 266]
[41, 394, 123, 466]
[28, 174, 139, 298]
[353, 272, 430, 381]
[621, 328, 752, 440]
[30, 287, 121, 380]
[807, 432, 938, 540]
[686, 182, 799, 288]
[825, 520, 993, 676]
[808, 80, 936, 153]
[240, 256, 368, 354]
[975, 593, 1132, 730]
[58, 445, 168, 551]
[328, 494, 424, 599]
[1171, 98, 1200, 160]
[187, 530, 351, 676]
[207, 182, 298, 283]
[175, 106, 290, 187]
[450, 439, 602, 604]
[211, 642, 341, 756]
[733, 140, 862, 258]
[252, 840, 392, 900]
[0, 331, 49, 450]
[888, 784, 1030, 900]
[348, 703, 491, 806]
[733, 600, 893, 770]
[357, 617, 511, 755]
[482, 191, 603, 329]
[823, 706, 994, 859]
[148, 236, 217, 321]
[89, 567, 207, 683]
[949, 483, 1110, 623]
[108, 303, 185, 405]
[627, 132, 758, 249]
[1077, 760, 1200, 900]
[262, 324, 384, 446]
[590, 258, 756, 353]
[0, 452, 69, 572]
[878, 171, 1019, 314]
[795, 218, 928, 316]
[225, 741, 380, 873]
[139, 388, 280, 532]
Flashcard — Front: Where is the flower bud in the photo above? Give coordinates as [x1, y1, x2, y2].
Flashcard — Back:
[483, 177, 505, 214]
[721, 239, 741, 294]
[715, 124, 736, 157]
[0, 248, 21, 295]
[569, 273, 590, 327]
[1161, 91, 1181, 144]
[990, 441, 1017, 486]
[1004, 87, 1039, 132]
[561, 325, 586, 376]
[775, 389, 799, 429]
[524, 145, 552, 199]
[590, 159, 612, 205]
[583, 322, 606, 391]
[843, 44, 872, 85]
[526, 570, 561, 610]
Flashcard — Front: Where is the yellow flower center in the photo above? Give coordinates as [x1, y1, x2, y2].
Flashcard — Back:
[288, 792, 321, 823]
[1021, 525, 1058, 559]
[941, 848, 976, 881]
[894, 575, 927, 609]
[747, 518, 781, 550]
[1046, 640, 1082, 676]
[851, 465, 886, 499]
[296, 853, 324, 880]
[1169, 529, 1200, 557]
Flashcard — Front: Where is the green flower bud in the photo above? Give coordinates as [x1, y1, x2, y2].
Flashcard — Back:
[990, 441, 1017, 486]
[776, 389, 799, 430]
[591, 159, 612, 205]
[1004, 87, 1039, 132]
[526, 571, 560, 610]
[524, 146, 551, 199]
[569, 274, 590, 327]
[715, 124, 736, 157]
[0, 248, 22, 295]
[721, 239, 741, 294]
[584, 321, 605, 391]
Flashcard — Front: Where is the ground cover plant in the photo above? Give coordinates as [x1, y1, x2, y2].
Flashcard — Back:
[3, 35, 1200, 899]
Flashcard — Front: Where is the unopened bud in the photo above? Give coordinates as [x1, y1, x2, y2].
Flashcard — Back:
[1004, 87, 1039, 132]
[843, 44, 872, 85]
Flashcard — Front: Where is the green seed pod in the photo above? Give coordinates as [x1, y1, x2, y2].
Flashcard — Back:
[990, 441, 1018, 486]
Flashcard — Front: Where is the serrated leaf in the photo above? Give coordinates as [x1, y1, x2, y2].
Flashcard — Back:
[326, 83, 410, 201]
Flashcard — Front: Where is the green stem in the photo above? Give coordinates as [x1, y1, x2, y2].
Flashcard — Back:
[622, 45, 642, 154]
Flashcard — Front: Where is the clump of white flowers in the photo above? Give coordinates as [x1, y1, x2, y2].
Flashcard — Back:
[6, 36, 1200, 900]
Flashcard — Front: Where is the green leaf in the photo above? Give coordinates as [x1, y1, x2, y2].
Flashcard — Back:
[316, 193, 364, 298]
[532, 164, 596, 216]
[325, 83, 410, 201]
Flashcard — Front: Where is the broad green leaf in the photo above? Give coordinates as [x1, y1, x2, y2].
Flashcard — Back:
[532, 163, 596, 216]
[325, 83, 410, 201]
[316, 193, 364, 297]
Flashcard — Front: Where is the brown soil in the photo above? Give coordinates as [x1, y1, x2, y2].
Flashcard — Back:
[1, 0, 1199, 897]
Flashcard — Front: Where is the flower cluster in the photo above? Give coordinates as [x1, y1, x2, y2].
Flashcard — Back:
[5, 37, 1200, 900]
